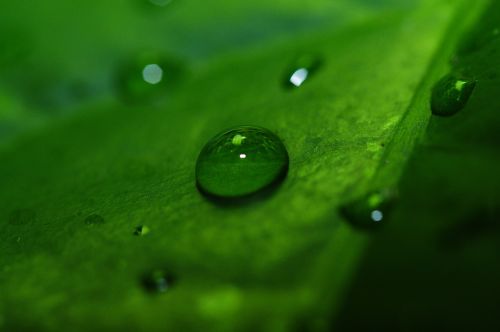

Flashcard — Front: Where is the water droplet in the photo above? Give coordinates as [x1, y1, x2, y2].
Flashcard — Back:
[8, 209, 36, 225]
[196, 126, 289, 199]
[339, 189, 397, 230]
[84, 214, 105, 225]
[283, 55, 322, 89]
[134, 225, 150, 236]
[431, 74, 475, 116]
[142, 270, 175, 293]
[116, 54, 184, 103]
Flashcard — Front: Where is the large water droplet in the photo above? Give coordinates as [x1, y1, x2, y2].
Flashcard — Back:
[283, 55, 322, 89]
[142, 270, 175, 293]
[196, 126, 289, 199]
[339, 189, 397, 230]
[431, 74, 475, 116]
[116, 54, 184, 103]
[84, 214, 105, 225]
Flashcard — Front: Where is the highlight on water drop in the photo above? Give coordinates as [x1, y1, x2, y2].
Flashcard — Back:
[142, 64, 163, 85]
[283, 55, 322, 89]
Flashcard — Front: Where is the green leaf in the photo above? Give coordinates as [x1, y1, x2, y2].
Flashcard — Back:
[0, 0, 497, 331]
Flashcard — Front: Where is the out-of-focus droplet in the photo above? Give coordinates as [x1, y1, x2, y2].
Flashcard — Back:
[116, 53, 185, 103]
[339, 189, 397, 230]
[431, 74, 475, 116]
[142, 269, 175, 293]
[196, 126, 289, 199]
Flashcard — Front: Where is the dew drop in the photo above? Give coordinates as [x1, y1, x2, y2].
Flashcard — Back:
[283, 55, 322, 89]
[339, 189, 397, 230]
[134, 225, 150, 236]
[8, 209, 36, 225]
[431, 74, 475, 116]
[116, 54, 184, 103]
[142, 270, 175, 293]
[84, 214, 105, 225]
[196, 126, 289, 199]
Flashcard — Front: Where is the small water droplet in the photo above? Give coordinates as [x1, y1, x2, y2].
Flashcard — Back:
[339, 189, 397, 230]
[196, 126, 289, 199]
[8, 209, 36, 225]
[116, 54, 184, 103]
[142, 270, 175, 293]
[134, 225, 150, 236]
[431, 74, 475, 116]
[84, 214, 105, 225]
[283, 55, 322, 89]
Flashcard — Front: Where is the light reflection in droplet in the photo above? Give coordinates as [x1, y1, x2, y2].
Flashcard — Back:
[142, 64, 163, 85]
[239, 153, 247, 159]
[370, 210, 383, 222]
[289, 68, 309, 87]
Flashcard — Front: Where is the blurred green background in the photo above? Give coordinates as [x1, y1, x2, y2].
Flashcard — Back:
[0, 0, 499, 331]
